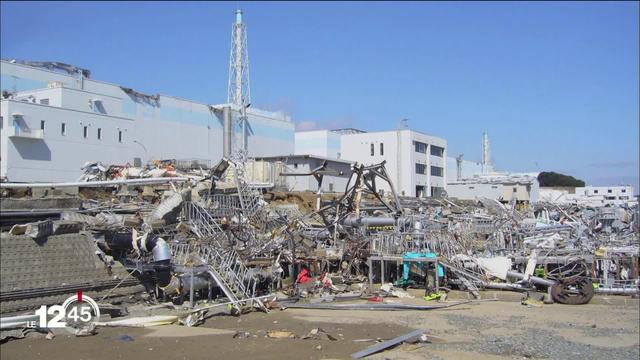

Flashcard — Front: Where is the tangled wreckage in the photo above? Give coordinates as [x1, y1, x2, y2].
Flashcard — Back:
[1, 154, 639, 340]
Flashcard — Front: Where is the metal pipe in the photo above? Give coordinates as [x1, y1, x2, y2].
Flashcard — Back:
[506, 270, 556, 287]
[0, 314, 39, 330]
[0, 177, 188, 189]
[595, 287, 639, 295]
[284, 301, 475, 311]
[189, 270, 195, 308]
[342, 216, 397, 227]
[223, 106, 232, 157]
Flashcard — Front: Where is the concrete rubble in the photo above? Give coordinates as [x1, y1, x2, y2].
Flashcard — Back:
[1, 154, 638, 356]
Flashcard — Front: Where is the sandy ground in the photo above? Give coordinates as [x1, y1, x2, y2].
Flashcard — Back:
[1, 292, 638, 360]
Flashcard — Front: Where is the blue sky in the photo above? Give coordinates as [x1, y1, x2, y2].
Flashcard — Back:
[2, 1, 638, 188]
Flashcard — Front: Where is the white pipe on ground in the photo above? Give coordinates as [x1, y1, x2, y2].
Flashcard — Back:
[0, 177, 189, 189]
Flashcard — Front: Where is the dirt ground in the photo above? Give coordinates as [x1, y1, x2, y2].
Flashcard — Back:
[1, 292, 638, 360]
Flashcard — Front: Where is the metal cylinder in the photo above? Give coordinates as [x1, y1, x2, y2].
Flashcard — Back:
[413, 220, 423, 231]
[506, 270, 556, 287]
[160, 274, 211, 296]
[594, 287, 639, 295]
[152, 238, 171, 262]
[223, 106, 232, 157]
[342, 216, 396, 227]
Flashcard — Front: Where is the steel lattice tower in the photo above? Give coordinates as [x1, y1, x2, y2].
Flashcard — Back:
[228, 9, 250, 108]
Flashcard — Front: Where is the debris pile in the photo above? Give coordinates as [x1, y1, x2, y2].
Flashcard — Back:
[1, 154, 638, 348]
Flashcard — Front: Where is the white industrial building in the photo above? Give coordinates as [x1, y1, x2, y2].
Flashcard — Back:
[539, 185, 636, 207]
[295, 128, 447, 198]
[1, 11, 295, 183]
[575, 186, 634, 201]
[0, 60, 293, 182]
[447, 173, 540, 203]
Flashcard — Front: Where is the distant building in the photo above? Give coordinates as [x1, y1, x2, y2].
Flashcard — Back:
[294, 129, 447, 198]
[0, 60, 294, 182]
[575, 186, 634, 200]
[251, 154, 353, 192]
[574, 185, 635, 206]
[447, 173, 540, 203]
[539, 185, 636, 206]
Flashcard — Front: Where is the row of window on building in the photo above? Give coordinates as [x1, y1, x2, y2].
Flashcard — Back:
[370, 143, 384, 156]
[39, 120, 123, 142]
[415, 163, 443, 177]
[414, 141, 444, 157]
[592, 189, 626, 194]
[368, 142, 445, 157]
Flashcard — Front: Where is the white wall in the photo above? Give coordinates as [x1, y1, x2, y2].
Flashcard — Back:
[339, 130, 402, 194]
[447, 183, 504, 200]
[575, 186, 634, 199]
[445, 157, 484, 182]
[448, 178, 539, 203]
[294, 130, 342, 159]
[1, 99, 134, 181]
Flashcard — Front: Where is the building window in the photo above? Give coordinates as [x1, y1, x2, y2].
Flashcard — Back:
[380, 143, 384, 156]
[97, 128, 102, 140]
[491, 186, 498, 189]
[430, 145, 444, 157]
[370, 143, 374, 156]
[40, 120, 45, 132]
[594, 190, 598, 194]
[0, 116, 3, 130]
[83, 126, 88, 138]
[469, 186, 475, 189]
[118, 130, 123, 143]
[416, 163, 427, 175]
[513, 187, 517, 193]
[622, 189, 626, 193]
[607, 189, 612, 193]
[39, 98, 49, 105]
[61, 122, 66, 136]
[329, 183, 334, 192]
[430, 166, 443, 177]
[414, 141, 427, 153]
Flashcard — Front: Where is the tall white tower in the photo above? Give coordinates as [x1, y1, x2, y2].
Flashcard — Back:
[228, 9, 250, 107]
[456, 154, 464, 181]
[481, 132, 492, 173]
[228, 9, 250, 153]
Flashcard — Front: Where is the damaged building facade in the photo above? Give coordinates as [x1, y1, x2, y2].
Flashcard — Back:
[0, 60, 294, 182]
[251, 154, 354, 192]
